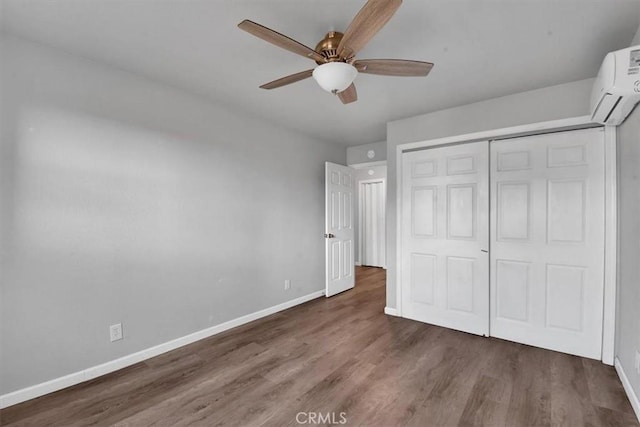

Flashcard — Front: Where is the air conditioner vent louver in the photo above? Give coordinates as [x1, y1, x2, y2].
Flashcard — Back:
[592, 93, 622, 124]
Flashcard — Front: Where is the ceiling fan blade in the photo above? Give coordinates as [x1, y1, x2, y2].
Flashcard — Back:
[238, 20, 325, 63]
[337, 0, 402, 59]
[259, 69, 314, 89]
[354, 59, 434, 76]
[338, 83, 358, 104]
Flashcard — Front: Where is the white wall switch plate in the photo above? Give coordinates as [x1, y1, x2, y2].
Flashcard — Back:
[110, 323, 123, 342]
[635, 350, 640, 374]
[284, 279, 291, 290]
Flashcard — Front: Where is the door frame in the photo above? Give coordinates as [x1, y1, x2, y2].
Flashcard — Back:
[395, 115, 617, 365]
[358, 178, 386, 268]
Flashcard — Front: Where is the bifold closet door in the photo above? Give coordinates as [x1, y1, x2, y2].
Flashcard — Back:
[401, 141, 489, 336]
[362, 181, 386, 268]
[490, 128, 605, 359]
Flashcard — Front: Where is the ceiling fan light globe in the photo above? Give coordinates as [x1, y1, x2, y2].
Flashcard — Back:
[312, 62, 357, 94]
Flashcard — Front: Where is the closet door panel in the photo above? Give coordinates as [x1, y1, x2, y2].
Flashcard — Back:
[490, 128, 605, 359]
[401, 141, 489, 336]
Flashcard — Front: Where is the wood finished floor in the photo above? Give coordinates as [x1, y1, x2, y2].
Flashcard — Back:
[2, 267, 638, 427]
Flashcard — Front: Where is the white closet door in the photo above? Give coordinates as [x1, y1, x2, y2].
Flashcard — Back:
[490, 128, 605, 359]
[364, 183, 377, 265]
[401, 142, 489, 336]
[362, 181, 386, 267]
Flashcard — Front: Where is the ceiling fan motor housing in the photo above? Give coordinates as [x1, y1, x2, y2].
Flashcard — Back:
[315, 31, 345, 64]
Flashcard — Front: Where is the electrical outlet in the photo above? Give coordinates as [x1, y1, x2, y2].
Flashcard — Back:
[284, 279, 291, 290]
[635, 350, 640, 375]
[110, 323, 123, 342]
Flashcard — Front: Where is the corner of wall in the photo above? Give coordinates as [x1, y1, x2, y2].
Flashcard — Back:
[614, 94, 640, 423]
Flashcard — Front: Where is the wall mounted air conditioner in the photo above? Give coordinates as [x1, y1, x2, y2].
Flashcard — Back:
[591, 45, 640, 125]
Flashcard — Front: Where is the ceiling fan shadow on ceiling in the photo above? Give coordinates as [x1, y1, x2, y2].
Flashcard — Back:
[238, 0, 434, 105]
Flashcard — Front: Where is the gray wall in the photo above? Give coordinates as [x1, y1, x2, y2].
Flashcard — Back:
[616, 104, 640, 403]
[347, 141, 387, 165]
[385, 78, 595, 308]
[353, 165, 387, 266]
[614, 18, 640, 410]
[0, 35, 345, 394]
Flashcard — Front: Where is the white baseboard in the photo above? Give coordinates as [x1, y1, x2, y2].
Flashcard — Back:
[615, 357, 640, 422]
[355, 261, 362, 266]
[384, 306, 399, 317]
[0, 289, 325, 409]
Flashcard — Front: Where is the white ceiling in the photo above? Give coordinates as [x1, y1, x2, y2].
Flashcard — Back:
[1, 0, 639, 146]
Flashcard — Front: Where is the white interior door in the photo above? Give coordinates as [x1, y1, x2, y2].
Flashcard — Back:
[490, 128, 605, 359]
[325, 162, 355, 297]
[401, 142, 489, 336]
[361, 180, 386, 268]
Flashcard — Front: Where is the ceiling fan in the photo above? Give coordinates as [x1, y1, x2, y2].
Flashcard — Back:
[238, 0, 433, 104]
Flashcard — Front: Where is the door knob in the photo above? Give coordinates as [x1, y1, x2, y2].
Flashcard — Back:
[324, 233, 335, 238]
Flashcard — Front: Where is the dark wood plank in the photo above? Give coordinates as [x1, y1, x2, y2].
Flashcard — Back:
[1, 267, 637, 427]
[550, 351, 600, 426]
[594, 405, 640, 427]
[583, 357, 638, 415]
[458, 375, 509, 427]
[504, 345, 553, 426]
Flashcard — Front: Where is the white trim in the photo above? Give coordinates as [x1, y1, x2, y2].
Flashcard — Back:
[358, 178, 386, 184]
[396, 144, 404, 316]
[355, 261, 362, 266]
[602, 125, 617, 365]
[384, 306, 399, 316]
[397, 116, 598, 152]
[0, 290, 325, 409]
[349, 160, 387, 169]
[615, 357, 640, 422]
[395, 116, 616, 364]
